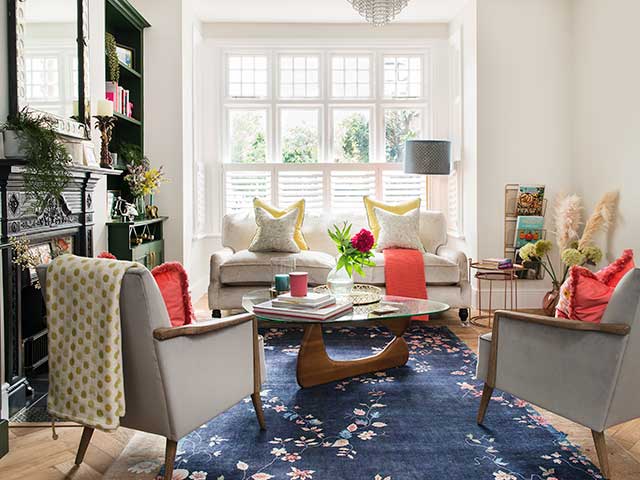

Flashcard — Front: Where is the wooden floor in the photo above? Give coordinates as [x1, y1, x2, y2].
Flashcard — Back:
[2, 307, 640, 479]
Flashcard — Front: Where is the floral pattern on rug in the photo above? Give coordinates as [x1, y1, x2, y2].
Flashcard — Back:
[139, 325, 603, 480]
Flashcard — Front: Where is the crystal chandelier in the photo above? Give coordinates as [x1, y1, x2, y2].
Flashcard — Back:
[347, 0, 410, 26]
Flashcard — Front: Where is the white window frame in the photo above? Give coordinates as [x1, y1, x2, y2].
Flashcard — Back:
[220, 45, 433, 214]
[276, 104, 325, 164]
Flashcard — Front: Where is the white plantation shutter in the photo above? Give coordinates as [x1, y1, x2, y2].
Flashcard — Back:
[447, 169, 460, 234]
[382, 171, 427, 206]
[330, 170, 376, 211]
[278, 171, 324, 213]
[225, 170, 272, 213]
[194, 162, 206, 234]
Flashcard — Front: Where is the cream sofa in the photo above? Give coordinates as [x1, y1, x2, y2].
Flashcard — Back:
[209, 209, 471, 320]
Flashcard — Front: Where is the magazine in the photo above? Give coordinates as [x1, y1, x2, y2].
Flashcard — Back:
[516, 185, 545, 216]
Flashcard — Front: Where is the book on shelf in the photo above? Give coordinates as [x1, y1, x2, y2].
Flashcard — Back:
[482, 257, 513, 268]
[514, 216, 544, 248]
[516, 185, 545, 216]
[253, 300, 353, 321]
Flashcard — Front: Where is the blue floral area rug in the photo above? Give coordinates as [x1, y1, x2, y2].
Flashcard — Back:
[153, 325, 603, 480]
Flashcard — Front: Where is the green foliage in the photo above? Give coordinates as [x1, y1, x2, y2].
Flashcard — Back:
[105, 33, 120, 83]
[328, 222, 376, 277]
[337, 113, 369, 163]
[282, 125, 317, 164]
[2, 108, 71, 213]
[385, 110, 420, 163]
[118, 143, 145, 167]
[230, 112, 266, 163]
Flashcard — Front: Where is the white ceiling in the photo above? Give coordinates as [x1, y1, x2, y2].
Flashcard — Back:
[196, 0, 467, 23]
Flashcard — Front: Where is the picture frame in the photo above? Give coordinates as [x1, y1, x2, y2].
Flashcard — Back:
[107, 190, 120, 220]
[83, 143, 99, 167]
[116, 44, 134, 69]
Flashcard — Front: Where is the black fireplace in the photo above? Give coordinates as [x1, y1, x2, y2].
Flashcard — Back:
[0, 162, 106, 418]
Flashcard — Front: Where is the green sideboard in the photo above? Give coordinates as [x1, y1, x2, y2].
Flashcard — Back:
[107, 217, 167, 269]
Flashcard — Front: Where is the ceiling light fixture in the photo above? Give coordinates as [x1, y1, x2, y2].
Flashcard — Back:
[347, 0, 410, 26]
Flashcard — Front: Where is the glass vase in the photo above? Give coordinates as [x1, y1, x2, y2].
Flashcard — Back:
[134, 196, 146, 220]
[327, 265, 354, 300]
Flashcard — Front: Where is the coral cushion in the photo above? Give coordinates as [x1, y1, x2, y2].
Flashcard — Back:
[556, 250, 634, 323]
[151, 262, 195, 327]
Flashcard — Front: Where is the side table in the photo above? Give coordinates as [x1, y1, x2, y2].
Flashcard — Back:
[469, 260, 525, 327]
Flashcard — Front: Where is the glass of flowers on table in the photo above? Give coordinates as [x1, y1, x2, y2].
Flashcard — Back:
[123, 155, 167, 219]
[326, 222, 376, 298]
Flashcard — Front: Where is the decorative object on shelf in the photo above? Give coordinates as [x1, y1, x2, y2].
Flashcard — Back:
[1, 108, 72, 213]
[145, 204, 159, 219]
[514, 215, 544, 248]
[113, 196, 138, 222]
[327, 222, 376, 298]
[404, 139, 451, 175]
[123, 152, 167, 218]
[314, 284, 382, 306]
[116, 44, 134, 68]
[105, 32, 120, 83]
[82, 142, 99, 167]
[347, 0, 409, 26]
[93, 100, 116, 168]
[516, 185, 546, 216]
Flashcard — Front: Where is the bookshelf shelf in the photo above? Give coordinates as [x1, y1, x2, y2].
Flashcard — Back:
[114, 112, 142, 126]
[119, 62, 142, 78]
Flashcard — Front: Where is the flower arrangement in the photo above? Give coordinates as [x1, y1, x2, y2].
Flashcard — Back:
[328, 222, 376, 277]
[123, 155, 167, 198]
[518, 191, 617, 289]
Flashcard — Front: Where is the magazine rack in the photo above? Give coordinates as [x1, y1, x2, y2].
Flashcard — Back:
[504, 184, 547, 280]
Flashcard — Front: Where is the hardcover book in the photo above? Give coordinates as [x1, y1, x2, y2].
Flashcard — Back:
[514, 216, 544, 248]
[516, 185, 545, 216]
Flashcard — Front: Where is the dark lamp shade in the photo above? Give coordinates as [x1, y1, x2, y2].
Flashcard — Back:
[404, 140, 452, 175]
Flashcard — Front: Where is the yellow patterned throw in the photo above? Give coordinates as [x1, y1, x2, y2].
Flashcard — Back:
[45, 255, 139, 431]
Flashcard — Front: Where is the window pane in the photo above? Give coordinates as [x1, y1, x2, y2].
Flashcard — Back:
[280, 109, 319, 163]
[384, 109, 422, 163]
[225, 171, 272, 213]
[331, 55, 371, 98]
[228, 110, 267, 163]
[332, 109, 370, 164]
[227, 54, 268, 98]
[383, 55, 422, 98]
[279, 55, 320, 98]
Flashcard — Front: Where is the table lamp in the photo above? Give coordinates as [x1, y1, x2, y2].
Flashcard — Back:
[404, 140, 452, 175]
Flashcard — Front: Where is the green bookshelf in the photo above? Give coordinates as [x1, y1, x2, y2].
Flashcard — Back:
[105, 0, 167, 266]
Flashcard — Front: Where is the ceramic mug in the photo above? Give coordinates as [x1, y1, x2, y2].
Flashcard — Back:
[289, 272, 308, 297]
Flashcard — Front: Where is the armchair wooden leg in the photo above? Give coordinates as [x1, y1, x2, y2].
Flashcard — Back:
[251, 392, 266, 430]
[164, 439, 178, 480]
[592, 430, 611, 479]
[75, 426, 94, 465]
[477, 384, 494, 425]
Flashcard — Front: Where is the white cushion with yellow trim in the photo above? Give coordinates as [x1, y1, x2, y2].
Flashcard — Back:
[249, 206, 300, 253]
[253, 198, 308, 250]
[363, 196, 421, 242]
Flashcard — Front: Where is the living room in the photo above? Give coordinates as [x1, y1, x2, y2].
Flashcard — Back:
[1, 0, 639, 479]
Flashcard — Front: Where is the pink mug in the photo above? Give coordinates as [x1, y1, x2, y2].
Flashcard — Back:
[289, 272, 308, 297]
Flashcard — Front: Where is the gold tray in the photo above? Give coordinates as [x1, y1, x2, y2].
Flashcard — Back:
[313, 284, 382, 306]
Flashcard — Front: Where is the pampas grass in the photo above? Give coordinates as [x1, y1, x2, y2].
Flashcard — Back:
[553, 193, 583, 251]
[578, 191, 619, 250]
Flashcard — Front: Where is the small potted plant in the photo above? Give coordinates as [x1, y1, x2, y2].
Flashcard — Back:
[1, 108, 72, 213]
[327, 222, 376, 297]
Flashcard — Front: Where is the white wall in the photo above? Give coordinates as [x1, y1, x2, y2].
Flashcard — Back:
[474, 0, 574, 306]
[572, 0, 640, 259]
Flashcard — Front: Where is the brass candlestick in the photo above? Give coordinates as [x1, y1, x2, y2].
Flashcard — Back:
[93, 115, 117, 169]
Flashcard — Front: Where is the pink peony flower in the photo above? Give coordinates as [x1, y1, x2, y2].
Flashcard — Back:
[351, 229, 375, 253]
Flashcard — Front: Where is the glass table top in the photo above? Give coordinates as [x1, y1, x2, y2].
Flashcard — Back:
[242, 289, 450, 325]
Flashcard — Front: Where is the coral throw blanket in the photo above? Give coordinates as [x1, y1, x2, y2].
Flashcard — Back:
[46, 255, 138, 430]
[384, 248, 429, 321]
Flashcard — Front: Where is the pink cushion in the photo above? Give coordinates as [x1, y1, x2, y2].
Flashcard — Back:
[556, 250, 634, 323]
[151, 262, 195, 327]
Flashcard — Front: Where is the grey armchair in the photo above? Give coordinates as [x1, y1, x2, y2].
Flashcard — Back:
[38, 266, 266, 480]
[476, 268, 640, 479]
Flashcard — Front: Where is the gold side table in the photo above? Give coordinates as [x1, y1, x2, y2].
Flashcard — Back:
[469, 260, 525, 327]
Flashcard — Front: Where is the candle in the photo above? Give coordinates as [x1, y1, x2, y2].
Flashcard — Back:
[97, 99, 114, 117]
[289, 272, 308, 297]
[274, 274, 290, 292]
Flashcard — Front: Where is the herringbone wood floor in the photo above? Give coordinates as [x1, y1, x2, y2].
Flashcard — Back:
[1, 303, 640, 479]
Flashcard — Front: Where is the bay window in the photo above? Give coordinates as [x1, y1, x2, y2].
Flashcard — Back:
[222, 47, 432, 214]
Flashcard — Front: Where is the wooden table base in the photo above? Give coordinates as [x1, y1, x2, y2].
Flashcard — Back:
[296, 318, 411, 388]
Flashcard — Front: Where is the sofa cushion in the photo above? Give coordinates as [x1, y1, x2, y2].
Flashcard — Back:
[220, 250, 335, 286]
[352, 251, 460, 285]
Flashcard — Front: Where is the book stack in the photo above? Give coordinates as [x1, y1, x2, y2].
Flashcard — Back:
[105, 82, 134, 118]
[482, 257, 514, 269]
[254, 292, 353, 321]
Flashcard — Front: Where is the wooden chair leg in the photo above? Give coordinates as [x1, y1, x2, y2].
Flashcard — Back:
[592, 430, 611, 479]
[251, 392, 266, 430]
[164, 439, 178, 480]
[75, 426, 94, 465]
[477, 384, 494, 425]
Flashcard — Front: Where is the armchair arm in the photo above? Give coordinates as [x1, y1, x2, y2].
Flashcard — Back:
[493, 310, 630, 336]
[436, 246, 469, 282]
[210, 247, 235, 279]
[153, 312, 254, 341]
